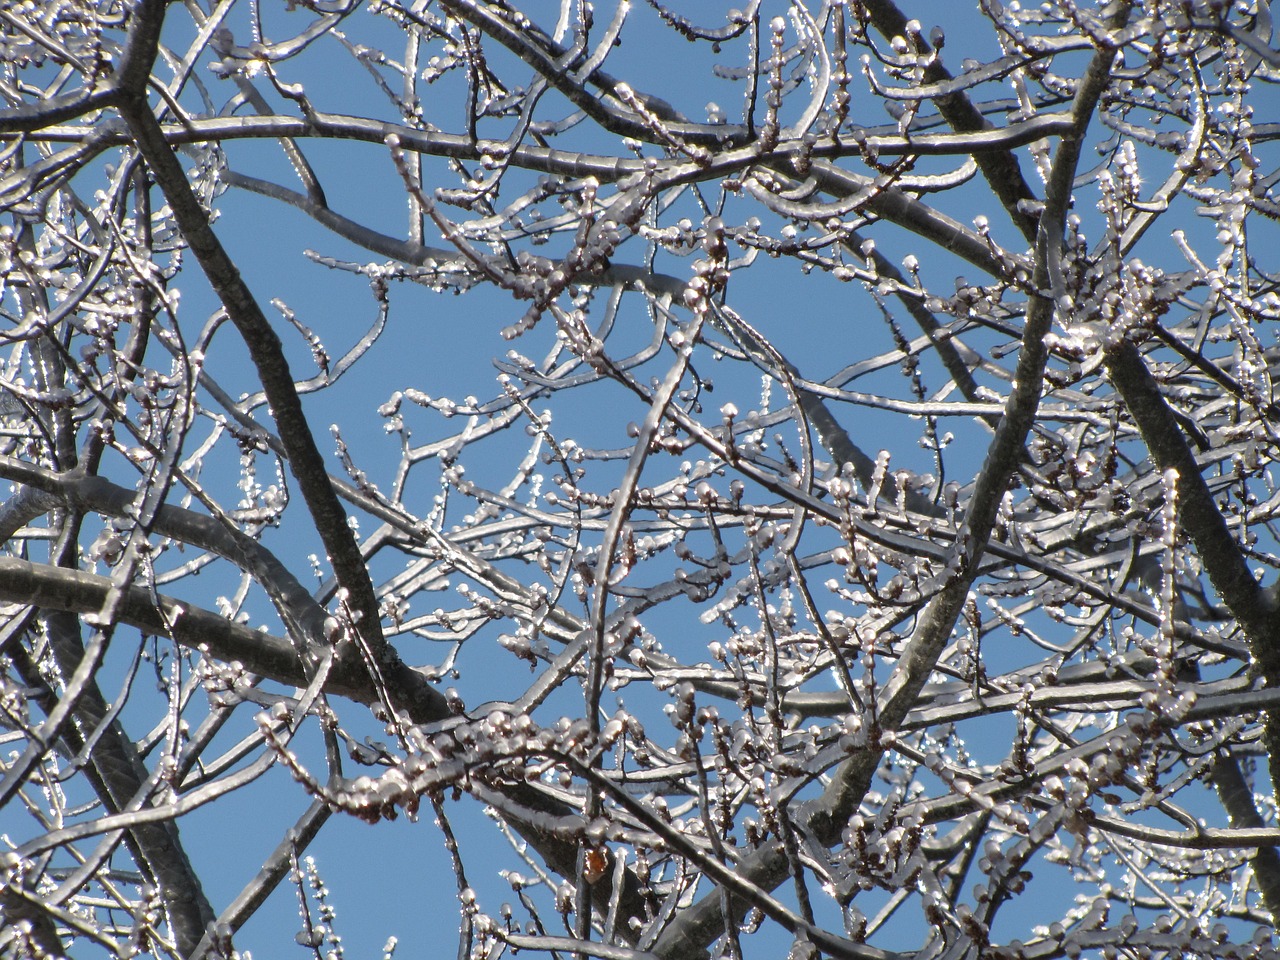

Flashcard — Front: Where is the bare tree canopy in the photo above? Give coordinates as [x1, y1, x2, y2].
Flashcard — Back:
[3, 0, 1280, 956]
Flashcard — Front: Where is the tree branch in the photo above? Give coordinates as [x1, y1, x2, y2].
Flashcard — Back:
[112, 0, 389, 665]
[0, 557, 449, 723]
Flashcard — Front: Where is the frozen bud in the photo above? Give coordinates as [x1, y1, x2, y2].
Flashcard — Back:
[602, 718, 625, 746]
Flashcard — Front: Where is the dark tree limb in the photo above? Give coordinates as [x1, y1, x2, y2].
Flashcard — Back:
[111, 0, 388, 665]
[37, 611, 217, 957]
[1104, 338, 1280, 919]
[0, 557, 448, 725]
[1209, 750, 1280, 920]
[861, 0, 1044, 242]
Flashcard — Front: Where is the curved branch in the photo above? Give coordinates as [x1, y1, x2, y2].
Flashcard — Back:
[22, 110, 1078, 167]
[0, 455, 328, 646]
[0, 557, 449, 723]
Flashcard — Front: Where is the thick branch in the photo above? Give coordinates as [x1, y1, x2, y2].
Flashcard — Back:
[112, 0, 387, 662]
[861, 0, 1043, 243]
[0, 456, 328, 647]
[1103, 343, 1277, 670]
[0, 88, 113, 134]
[19, 111, 1077, 168]
[189, 799, 332, 960]
[36, 611, 216, 957]
[1104, 337, 1280, 909]
[1209, 751, 1280, 919]
[0, 557, 449, 724]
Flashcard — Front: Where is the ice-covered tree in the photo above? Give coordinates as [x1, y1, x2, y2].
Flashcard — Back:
[2, 1, 1280, 957]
